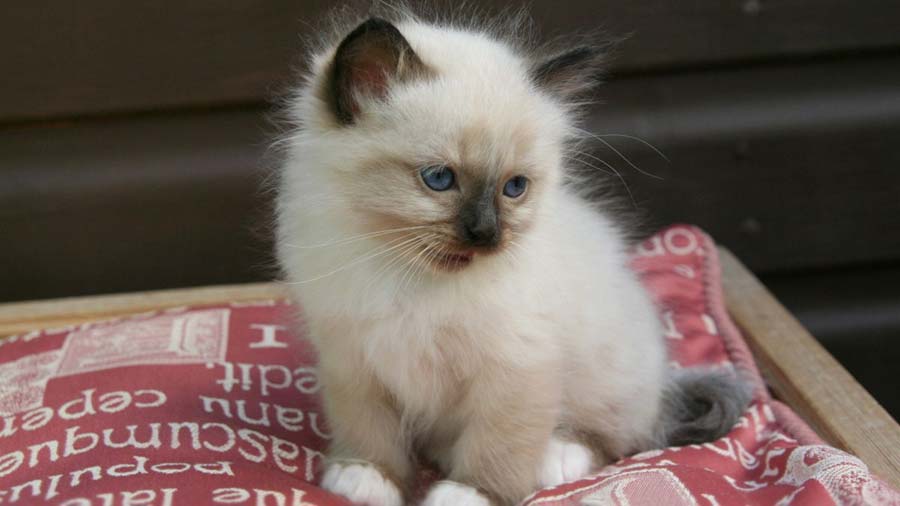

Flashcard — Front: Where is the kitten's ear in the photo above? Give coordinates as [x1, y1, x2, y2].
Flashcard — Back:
[328, 18, 428, 124]
[531, 45, 608, 100]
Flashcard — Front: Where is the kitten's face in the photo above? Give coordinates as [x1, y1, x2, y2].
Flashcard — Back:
[306, 18, 598, 274]
[332, 76, 562, 274]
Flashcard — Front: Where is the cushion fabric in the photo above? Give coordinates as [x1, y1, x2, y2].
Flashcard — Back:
[0, 225, 897, 505]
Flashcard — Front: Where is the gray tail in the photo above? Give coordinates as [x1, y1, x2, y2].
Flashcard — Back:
[655, 368, 752, 447]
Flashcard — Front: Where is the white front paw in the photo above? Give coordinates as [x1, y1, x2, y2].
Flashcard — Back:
[421, 481, 490, 506]
[320, 461, 403, 506]
[538, 437, 594, 488]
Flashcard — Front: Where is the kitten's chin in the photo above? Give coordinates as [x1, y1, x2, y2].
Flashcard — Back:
[429, 250, 475, 272]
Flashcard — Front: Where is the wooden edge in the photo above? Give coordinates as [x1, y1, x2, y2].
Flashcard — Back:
[718, 246, 900, 488]
[0, 282, 289, 337]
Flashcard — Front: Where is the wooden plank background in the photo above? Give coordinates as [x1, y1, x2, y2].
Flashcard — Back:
[0, 0, 898, 458]
[587, 55, 900, 272]
[3, 0, 900, 122]
[4, 54, 900, 302]
[0, 108, 276, 302]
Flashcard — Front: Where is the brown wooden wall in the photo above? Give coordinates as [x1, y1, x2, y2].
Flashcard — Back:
[4, 0, 900, 122]
[2, 1, 899, 414]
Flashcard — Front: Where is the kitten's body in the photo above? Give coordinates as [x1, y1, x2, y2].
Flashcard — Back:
[277, 11, 745, 506]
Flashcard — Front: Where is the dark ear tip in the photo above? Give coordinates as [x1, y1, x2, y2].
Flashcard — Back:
[359, 17, 395, 29]
[531, 43, 610, 99]
[534, 45, 605, 79]
[346, 17, 403, 41]
[328, 15, 425, 125]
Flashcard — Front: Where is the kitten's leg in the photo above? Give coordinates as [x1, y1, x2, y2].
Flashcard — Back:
[563, 377, 665, 467]
[319, 364, 411, 506]
[423, 362, 559, 506]
[537, 434, 596, 488]
[321, 462, 403, 506]
[421, 481, 493, 506]
[562, 326, 668, 467]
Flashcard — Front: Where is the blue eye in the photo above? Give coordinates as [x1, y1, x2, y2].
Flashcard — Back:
[420, 165, 455, 191]
[503, 175, 528, 198]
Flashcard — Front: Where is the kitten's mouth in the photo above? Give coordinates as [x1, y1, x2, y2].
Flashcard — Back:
[430, 249, 475, 271]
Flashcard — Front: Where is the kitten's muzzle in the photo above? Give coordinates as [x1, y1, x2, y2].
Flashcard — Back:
[458, 189, 501, 249]
[460, 218, 500, 248]
[431, 250, 475, 271]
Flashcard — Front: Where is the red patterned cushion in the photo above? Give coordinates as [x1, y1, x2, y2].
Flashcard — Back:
[0, 225, 896, 505]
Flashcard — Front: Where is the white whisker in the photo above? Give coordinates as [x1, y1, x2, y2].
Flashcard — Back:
[506, 240, 524, 265]
[284, 225, 430, 250]
[286, 234, 421, 285]
[397, 237, 442, 297]
[413, 244, 440, 285]
[564, 154, 613, 176]
[567, 154, 638, 208]
[575, 127, 666, 180]
[363, 235, 429, 297]
[591, 133, 670, 163]
[388, 234, 438, 297]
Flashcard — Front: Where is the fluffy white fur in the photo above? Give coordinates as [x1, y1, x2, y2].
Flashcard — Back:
[422, 482, 491, 506]
[539, 437, 595, 488]
[276, 12, 668, 506]
[321, 461, 403, 506]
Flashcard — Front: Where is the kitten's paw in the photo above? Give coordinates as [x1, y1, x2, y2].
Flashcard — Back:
[538, 437, 594, 488]
[421, 481, 490, 506]
[320, 460, 403, 506]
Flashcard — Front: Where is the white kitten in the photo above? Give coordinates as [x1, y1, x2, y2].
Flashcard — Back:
[275, 9, 748, 506]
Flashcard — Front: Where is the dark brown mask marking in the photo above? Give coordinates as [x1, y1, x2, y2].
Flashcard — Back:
[458, 181, 500, 249]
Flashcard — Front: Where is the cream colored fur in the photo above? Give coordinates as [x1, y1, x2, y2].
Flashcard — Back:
[276, 15, 666, 506]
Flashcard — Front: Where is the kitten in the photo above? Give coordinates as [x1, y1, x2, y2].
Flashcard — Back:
[275, 9, 749, 506]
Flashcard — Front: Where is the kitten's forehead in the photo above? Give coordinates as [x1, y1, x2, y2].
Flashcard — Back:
[381, 78, 552, 179]
[453, 117, 538, 177]
[343, 20, 567, 178]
